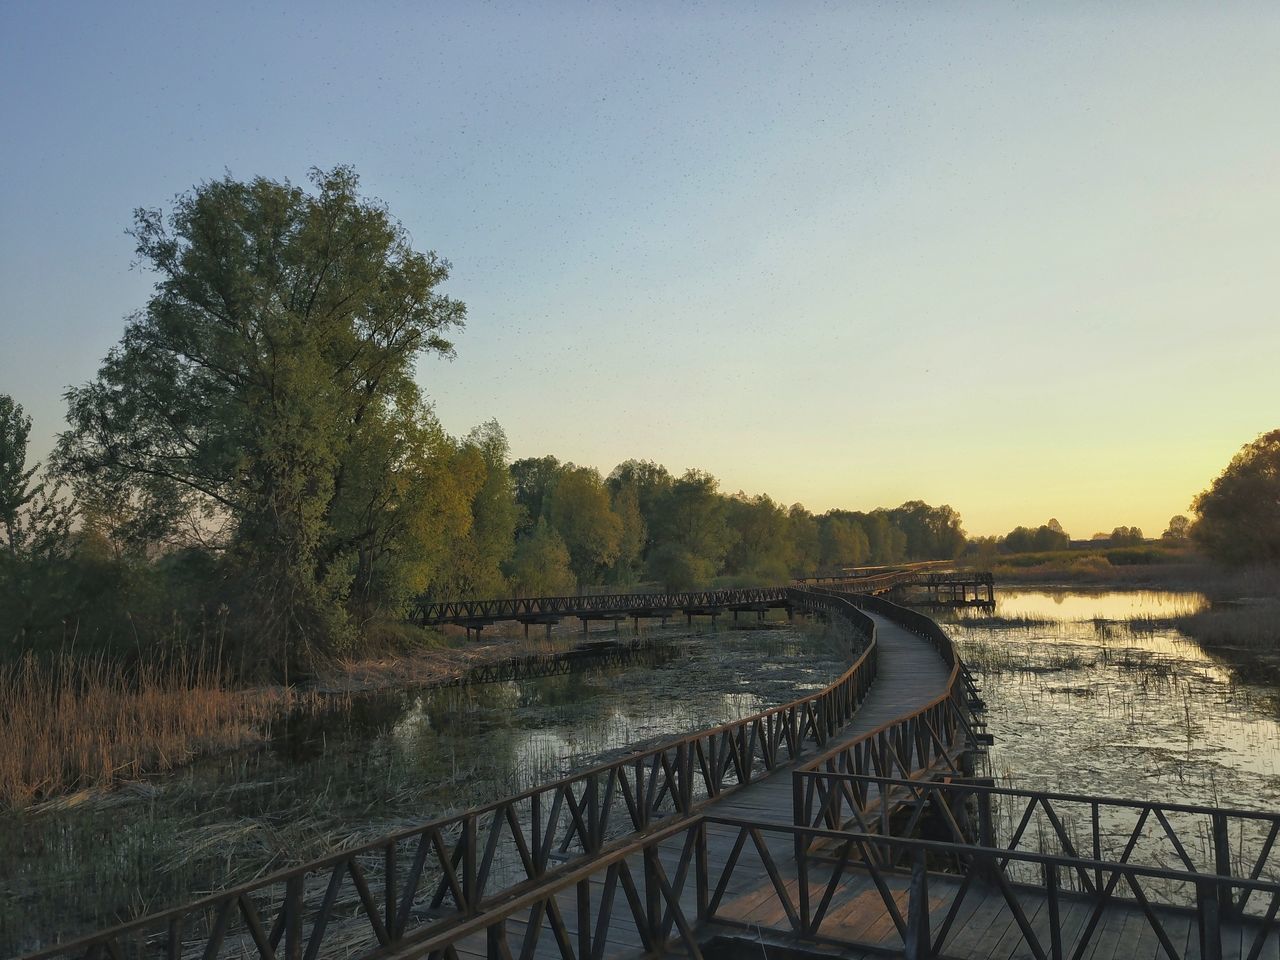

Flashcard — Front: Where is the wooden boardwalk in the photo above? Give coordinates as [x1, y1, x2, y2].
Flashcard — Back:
[438, 611, 1279, 960]
[697, 611, 954, 833]
[444, 611, 959, 957]
[26, 584, 1279, 960]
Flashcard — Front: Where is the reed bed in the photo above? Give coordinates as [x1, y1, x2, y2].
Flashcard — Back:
[0, 652, 299, 809]
[1174, 602, 1279, 650]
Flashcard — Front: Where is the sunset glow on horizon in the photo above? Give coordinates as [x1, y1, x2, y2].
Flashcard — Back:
[2, 3, 1276, 539]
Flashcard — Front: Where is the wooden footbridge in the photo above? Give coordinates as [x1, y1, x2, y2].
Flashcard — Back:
[23, 576, 1279, 960]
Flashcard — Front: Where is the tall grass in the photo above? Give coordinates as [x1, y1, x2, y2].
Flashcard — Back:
[0, 652, 297, 809]
[1174, 603, 1279, 650]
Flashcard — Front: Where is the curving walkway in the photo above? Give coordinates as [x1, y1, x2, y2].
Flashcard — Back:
[704, 611, 954, 829]
[444, 611, 956, 958]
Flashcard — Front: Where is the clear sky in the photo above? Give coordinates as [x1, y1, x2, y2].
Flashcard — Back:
[1, 2, 1276, 538]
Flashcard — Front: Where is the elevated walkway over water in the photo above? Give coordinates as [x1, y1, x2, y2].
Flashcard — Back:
[25, 582, 1279, 960]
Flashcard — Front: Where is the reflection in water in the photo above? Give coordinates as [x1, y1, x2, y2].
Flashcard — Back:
[951, 590, 1279, 808]
[990, 587, 1207, 621]
[0, 623, 847, 953]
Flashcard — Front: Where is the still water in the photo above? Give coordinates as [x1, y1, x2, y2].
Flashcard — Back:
[949, 589, 1280, 808]
[0, 624, 847, 953]
[5, 591, 1279, 952]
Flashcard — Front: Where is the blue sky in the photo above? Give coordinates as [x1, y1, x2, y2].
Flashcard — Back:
[2, 2, 1277, 536]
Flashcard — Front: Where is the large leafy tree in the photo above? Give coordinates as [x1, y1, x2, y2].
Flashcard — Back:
[56, 167, 465, 669]
[1193, 429, 1280, 566]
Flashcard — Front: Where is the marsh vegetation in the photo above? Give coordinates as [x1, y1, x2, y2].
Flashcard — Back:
[0, 619, 847, 954]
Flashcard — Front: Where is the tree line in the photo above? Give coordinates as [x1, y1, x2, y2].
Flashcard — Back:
[0, 169, 967, 676]
[2, 168, 1274, 678]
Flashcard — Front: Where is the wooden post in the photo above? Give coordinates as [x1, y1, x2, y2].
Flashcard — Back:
[1211, 813, 1236, 917]
[1044, 861, 1063, 960]
[462, 813, 478, 913]
[695, 820, 710, 921]
[285, 874, 303, 960]
[577, 878, 592, 957]
[1197, 878, 1223, 960]
[906, 850, 932, 960]
[384, 842, 397, 940]
[644, 845, 662, 946]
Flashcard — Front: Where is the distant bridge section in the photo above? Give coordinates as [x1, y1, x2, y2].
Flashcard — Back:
[408, 571, 914, 637]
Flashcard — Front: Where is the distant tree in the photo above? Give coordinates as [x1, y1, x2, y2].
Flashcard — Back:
[1001, 521, 1068, 554]
[887, 501, 967, 559]
[818, 514, 870, 572]
[507, 520, 575, 596]
[546, 465, 622, 586]
[0, 395, 74, 642]
[1109, 526, 1145, 546]
[1192, 429, 1280, 566]
[0, 395, 72, 563]
[509, 455, 561, 535]
[432, 421, 519, 599]
[609, 480, 646, 584]
[862, 511, 906, 564]
[724, 493, 794, 582]
[1162, 515, 1191, 541]
[965, 535, 1001, 567]
[607, 459, 672, 555]
[646, 469, 735, 589]
[787, 504, 820, 575]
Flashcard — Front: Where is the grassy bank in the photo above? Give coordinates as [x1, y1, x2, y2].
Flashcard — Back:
[0, 653, 302, 809]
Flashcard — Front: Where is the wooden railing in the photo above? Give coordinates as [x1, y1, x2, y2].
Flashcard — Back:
[409, 586, 793, 626]
[794, 773, 1280, 916]
[790, 589, 985, 805]
[707, 817, 1279, 960]
[21, 588, 883, 960]
[408, 572, 915, 626]
[228, 812, 1275, 960]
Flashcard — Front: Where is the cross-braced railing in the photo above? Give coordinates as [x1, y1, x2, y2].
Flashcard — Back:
[408, 572, 914, 627]
[706, 816, 1280, 960]
[794, 772, 1280, 920]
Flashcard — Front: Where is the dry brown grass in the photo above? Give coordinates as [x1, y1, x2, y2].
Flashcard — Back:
[0, 653, 299, 809]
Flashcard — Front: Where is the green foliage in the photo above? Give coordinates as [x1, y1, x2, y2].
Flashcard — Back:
[646, 470, 736, 590]
[724, 493, 795, 583]
[1162, 515, 1191, 541]
[546, 466, 622, 586]
[55, 167, 465, 672]
[1109, 526, 1145, 546]
[609, 480, 646, 584]
[887, 500, 967, 560]
[1193, 429, 1280, 566]
[817, 514, 870, 572]
[507, 520, 575, 596]
[0, 395, 75, 645]
[509, 455, 562, 536]
[429, 421, 519, 599]
[1002, 521, 1070, 553]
